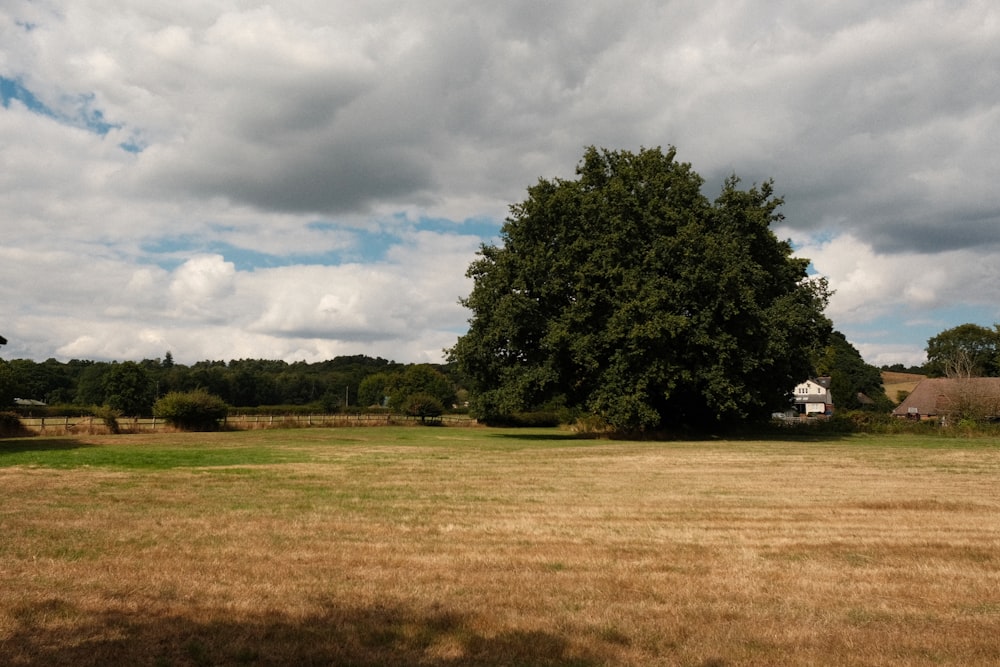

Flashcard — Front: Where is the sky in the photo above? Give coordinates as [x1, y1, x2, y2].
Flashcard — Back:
[1, 1, 999, 368]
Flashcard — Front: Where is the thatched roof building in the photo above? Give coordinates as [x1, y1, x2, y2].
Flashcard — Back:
[892, 377, 1000, 419]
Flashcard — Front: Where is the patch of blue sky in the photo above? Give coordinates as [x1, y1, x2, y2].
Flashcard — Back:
[1, 76, 48, 113]
[294, 221, 391, 264]
[410, 216, 502, 240]
[912, 303, 999, 332]
[143, 233, 363, 271]
[846, 302, 996, 356]
[344, 228, 399, 263]
[308, 216, 501, 263]
[213, 244, 295, 271]
[142, 235, 297, 271]
[139, 235, 203, 270]
[0, 75, 138, 149]
[119, 137, 145, 153]
[141, 216, 500, 272]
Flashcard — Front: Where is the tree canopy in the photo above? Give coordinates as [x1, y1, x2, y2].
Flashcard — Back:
[449, 146, 831, 431]
[925, 323, 1000, 378]
[357, 365, 455, 411]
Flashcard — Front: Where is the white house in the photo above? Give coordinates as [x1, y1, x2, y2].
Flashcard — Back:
[793, 377, 834, 416]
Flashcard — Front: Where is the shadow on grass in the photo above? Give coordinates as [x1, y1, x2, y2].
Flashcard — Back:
[0, 437, 95, 455]
[486, 428, 857, 444]
[488, 431, 584, 441]
[1, 598, 605, 667]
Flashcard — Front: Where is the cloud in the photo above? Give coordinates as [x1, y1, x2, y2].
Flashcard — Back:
[2, 1, 999, 366]
[1, 231, 478, 365]
[168, 255, 237, 319]
[790, 231, 1000, 367]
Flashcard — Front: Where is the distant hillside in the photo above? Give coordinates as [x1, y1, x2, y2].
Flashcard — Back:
[881, 371, 927, 405]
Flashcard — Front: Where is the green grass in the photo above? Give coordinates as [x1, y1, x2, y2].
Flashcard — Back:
[0, 438, 311, 469]
[0, 426, 595, 470]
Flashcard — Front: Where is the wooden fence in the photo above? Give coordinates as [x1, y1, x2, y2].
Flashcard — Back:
[18, 413, 477, 435]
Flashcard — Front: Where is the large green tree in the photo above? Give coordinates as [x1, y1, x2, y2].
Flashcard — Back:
[925, 323, 1000, 378]
[449, 146, 831, 431]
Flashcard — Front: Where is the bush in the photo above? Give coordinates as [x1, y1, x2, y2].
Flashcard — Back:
[154, 390, 229, 431]
[0, 411, 29, 438]
[93, 405, 123, 434]
[401, 392, 444, 424]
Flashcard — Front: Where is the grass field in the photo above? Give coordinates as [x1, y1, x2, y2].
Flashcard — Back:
[2, 427, 999, 666]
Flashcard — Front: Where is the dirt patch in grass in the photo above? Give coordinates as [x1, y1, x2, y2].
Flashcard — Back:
[2, 428, 999, 665]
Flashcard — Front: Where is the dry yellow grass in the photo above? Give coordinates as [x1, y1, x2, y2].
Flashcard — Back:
[882, 371, 927, 404]
[1, 428, 998, 665]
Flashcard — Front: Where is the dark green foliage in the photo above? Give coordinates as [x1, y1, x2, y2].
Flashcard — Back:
[390, 365, 456, 411]
[153, 390, 230, 431]
[815, 331, 892, 411]
[103, 361, 155, 415]
[479, 411, 563, 428]
[358, 366, 456, 412]
[450, 146, 831, 431]
[0, 354, 414, 411]
[880, 363, 926, 375]
[0, 360, 15, 408]
[401, 393, 445, 423]
[4, 358, 76, 404]
[0, 411, 28, 438]
[358, 372, 394, 408]
[925, 323, 1000, 377]
[74, 362, 108, 405]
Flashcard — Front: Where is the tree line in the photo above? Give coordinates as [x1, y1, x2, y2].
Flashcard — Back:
[0, 353, 463, 417]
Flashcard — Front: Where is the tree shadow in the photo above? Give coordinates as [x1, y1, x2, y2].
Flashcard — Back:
[1, 597, 605, 666]
[0, 437, 95, 455]
[486, 429, 857, 444]
[488, 432, 584, 441]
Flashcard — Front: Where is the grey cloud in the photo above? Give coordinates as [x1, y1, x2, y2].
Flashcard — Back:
[4, 1, 1000, 366]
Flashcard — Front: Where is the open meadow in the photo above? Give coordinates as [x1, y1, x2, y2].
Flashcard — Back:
[1, 426, 999, 666]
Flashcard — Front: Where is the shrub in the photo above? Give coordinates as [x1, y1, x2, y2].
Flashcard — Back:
[154, 390, 229, 431]
[93, 405, 123, 434]
[401, 392, 444, 424]
[571, 413, 612, 435]
[0, 411, 29, 438]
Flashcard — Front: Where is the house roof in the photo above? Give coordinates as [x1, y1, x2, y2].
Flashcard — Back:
[797, 376, 831, 390]
[794, 377, 833, 405]
[14, 398, 46, 407]
[892, 377, 1000, 417]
